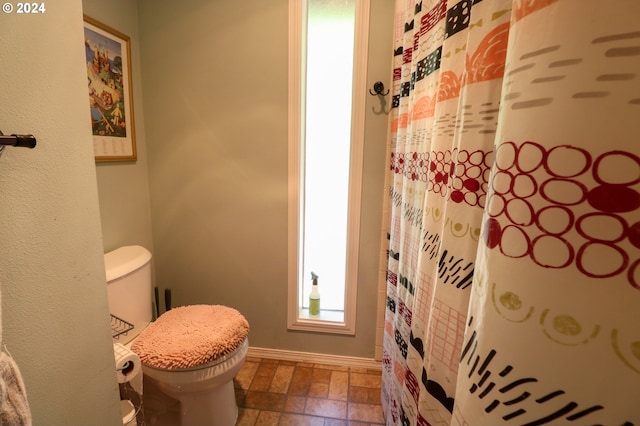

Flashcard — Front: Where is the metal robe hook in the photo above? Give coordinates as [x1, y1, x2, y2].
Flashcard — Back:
[369, 81, 389, 96]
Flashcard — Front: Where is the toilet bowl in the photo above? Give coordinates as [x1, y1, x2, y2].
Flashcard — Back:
[132, 304, 249, 426]
[105, 246, 250, 426]
[141, 337, 248, 426]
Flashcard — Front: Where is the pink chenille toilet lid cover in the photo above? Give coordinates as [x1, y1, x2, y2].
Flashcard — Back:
[131, 304, 249, 370]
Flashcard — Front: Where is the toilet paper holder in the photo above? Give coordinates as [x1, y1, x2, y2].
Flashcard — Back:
[119, 382, 144, 426]
[117, 360, 136, 375]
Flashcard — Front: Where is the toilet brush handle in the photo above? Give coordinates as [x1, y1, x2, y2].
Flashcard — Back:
[154, 287, 160, 317]
[164, 288, 172, 311]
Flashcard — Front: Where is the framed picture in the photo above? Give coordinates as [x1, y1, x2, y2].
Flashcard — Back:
[83, 15, 137, 162]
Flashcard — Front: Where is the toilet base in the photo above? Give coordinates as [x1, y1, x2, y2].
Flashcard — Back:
[142, 376, 180, 426]
[143, 375, 238, 426]
[177, 380, 237, 426]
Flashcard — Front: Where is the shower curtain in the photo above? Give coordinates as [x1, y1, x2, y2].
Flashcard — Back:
[380, 0, 640, 424]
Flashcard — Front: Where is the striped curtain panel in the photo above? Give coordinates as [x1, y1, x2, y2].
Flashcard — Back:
[381, 0, 640, 424]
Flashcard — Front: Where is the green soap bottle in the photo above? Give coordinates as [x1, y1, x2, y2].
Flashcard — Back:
[309, 272, 320, 316]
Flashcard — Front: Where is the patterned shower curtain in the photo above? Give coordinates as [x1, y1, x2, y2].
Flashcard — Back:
[380, 0, 639, 424]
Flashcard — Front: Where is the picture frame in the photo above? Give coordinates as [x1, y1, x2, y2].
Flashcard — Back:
[83, 15, 137, 162]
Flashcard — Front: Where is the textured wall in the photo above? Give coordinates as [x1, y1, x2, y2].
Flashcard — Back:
[83, 0, 155, 255]
[0, 2, 121, 425]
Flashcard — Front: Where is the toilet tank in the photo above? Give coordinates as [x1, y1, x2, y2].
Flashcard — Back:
[105, 245, 153, 342]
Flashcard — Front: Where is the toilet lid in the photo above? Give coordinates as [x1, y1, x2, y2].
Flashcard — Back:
[131, 304, 249, 370]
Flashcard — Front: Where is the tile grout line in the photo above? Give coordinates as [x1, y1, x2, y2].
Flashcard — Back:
[346, 367, 352, 423]
[300, 364, 310, 422]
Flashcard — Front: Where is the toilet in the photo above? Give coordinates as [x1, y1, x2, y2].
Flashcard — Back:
[105, 245, 249, 426]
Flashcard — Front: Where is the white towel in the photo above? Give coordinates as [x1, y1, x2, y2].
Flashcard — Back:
[0, 351, 31, 426]
[0, 282, 31, 426]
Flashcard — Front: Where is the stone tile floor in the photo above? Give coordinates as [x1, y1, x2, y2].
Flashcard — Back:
[234, 356, 385, 425]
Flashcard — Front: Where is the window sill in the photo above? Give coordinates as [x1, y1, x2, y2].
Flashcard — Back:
[299, 308, 344, 322]
[289, 308, 355, 335]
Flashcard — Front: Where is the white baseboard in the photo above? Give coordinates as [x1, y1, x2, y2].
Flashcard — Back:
[248, 346, 381, 370]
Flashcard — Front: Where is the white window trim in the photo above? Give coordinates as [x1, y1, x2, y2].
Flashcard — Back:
[287, 0, 370, 335]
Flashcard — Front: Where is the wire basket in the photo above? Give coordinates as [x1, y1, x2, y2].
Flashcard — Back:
[111, 314, 134, 339]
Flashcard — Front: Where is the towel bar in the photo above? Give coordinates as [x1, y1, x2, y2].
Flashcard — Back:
[0, 130, 37, 158]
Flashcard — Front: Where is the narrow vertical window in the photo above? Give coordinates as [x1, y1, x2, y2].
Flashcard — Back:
[288, 0, 369, 334]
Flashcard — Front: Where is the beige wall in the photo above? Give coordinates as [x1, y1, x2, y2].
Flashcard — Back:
[136, 0, 394, 357]
[0, 2, 121, 425]
[83, 0, 156, 255]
